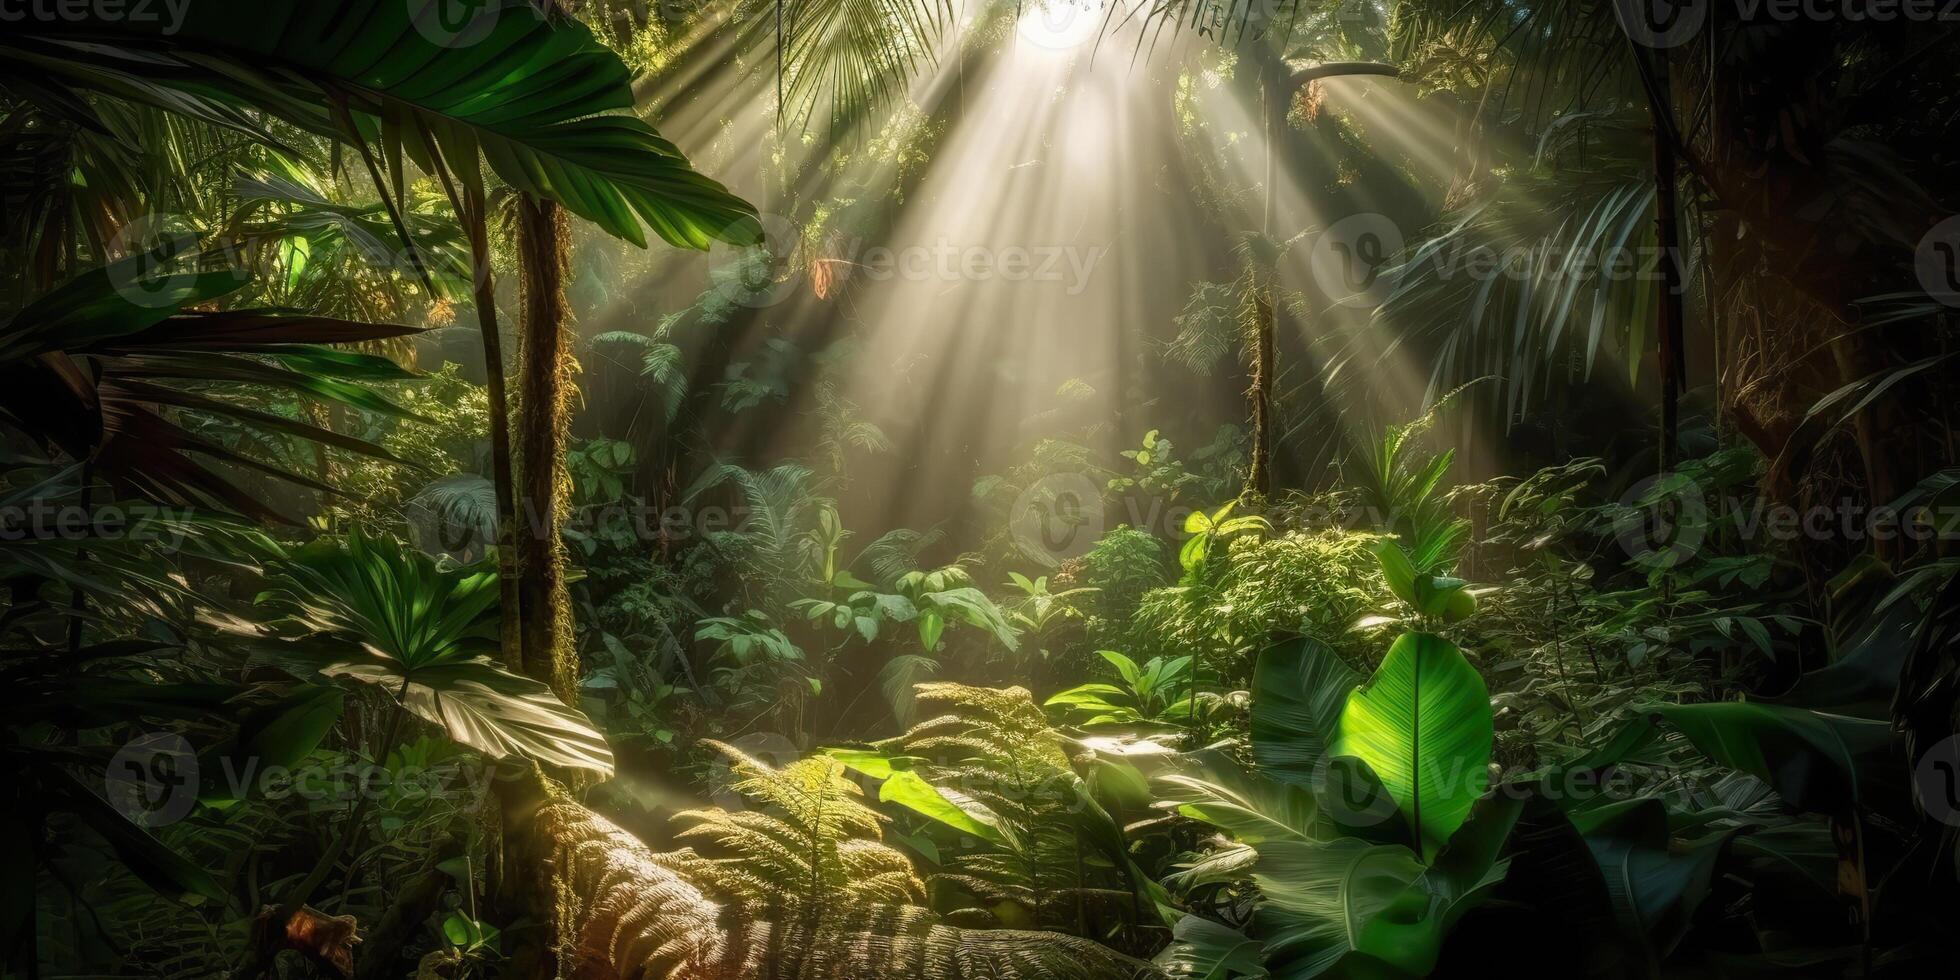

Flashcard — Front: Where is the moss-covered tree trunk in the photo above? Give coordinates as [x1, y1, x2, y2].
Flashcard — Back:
[1244, 61, 1284, 500]
[1247, 286, 1275, 499]
[513, 196, 579, 705]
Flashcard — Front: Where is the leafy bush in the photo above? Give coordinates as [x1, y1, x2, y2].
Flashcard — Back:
[1128, 528, 1385, 677]
[1106, 426, 1246, 506]
[1058, 525, 1173, 654]
[1210, 529, 1385, 667]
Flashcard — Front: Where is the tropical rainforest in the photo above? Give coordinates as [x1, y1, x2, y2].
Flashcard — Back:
[4, 1, 1959, 978]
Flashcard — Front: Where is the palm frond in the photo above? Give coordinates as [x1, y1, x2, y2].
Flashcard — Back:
[776, 0, 955, 133]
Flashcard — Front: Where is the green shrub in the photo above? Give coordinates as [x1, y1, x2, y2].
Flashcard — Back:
[1131, 528, 1385, 675]
[1056, 525, 1171, 653]
[1214, 529, 1384, 663]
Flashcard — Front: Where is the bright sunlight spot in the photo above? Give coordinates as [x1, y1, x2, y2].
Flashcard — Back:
[1017, 1, 1112, 52]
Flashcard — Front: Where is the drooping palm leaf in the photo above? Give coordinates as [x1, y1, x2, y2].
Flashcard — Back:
[770, 0, 954, 132]
[0, 249, 427, 523]
[2, 0, 759, 249]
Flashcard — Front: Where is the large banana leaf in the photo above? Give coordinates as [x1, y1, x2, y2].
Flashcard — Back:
[1586, 702, 1895, 815]
[1329, 632, 1492, 861]
[1251, 828, 1508, 979]
[1157, 751, 1325, 845]
[1569, 798, 1735, 960]
[1253, 838, 1435, 977]
[1252, 636, 1361, 787]
[1156, 915, 1268, 980]
[2, 0, 758, 249]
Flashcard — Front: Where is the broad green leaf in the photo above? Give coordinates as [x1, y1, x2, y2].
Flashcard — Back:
[1374, 540, 1418, 605]
[1572, 797, 1733, 956]
[1251, 636, 1360, 788]
[200, 685, 345, 803]
[1088, 757, 1153, 810]
[1330, 633, 1492, 860]
[1100, 649, 1141, 686]
[1158, 915, 1267, 980]
[5, 2, 760, 249]
[917, 609, 945, 650]
[322, 659, 614, 776]
[1645, 702, 1892, 813]
[1046, 683, 1133, 708]
[0, 246, 246, 363]
[827, 748, 898, 780]
[1178, 533, 1207, 571]
[262, 533, 612, 776]
[878, 770, 1013, 849]
[1253, 839, 1440, 977]
[1439, 586, 1477, 623]
[1156, 754, 1320, 844]
[1411, 574, 1474, 620]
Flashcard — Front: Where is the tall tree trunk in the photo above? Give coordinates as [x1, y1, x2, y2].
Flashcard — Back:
[1247, 287, 1275, 498]
[1245, 67, 1282, 500]
[1643, 55, 1686, 476]
[460, 181, 526, 663]
[513, 196, 579, 704]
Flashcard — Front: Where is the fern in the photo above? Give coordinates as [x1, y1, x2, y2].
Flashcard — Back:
[684, 460, 832, 608]
[498, 759, 1158, 979]
[843, 685, 1170, 939]
[674, 740, 924, 912]
[592, 329, 690, 424]
[405, 472, 497, 554]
